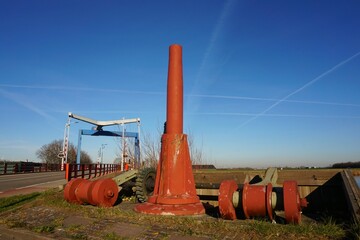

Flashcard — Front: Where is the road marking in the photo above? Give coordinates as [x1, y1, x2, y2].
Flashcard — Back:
[15, 179, 66, 190]
[0, 173, 64, 183]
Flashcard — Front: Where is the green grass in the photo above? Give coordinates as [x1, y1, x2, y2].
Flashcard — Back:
[0, 190, 354, 239]
[33, 224, 56, 233]
[0, 192, 41, 213]
[247, 220, 345, 239]
[103, 232, 127, 240]
[347, 220, 360, 240]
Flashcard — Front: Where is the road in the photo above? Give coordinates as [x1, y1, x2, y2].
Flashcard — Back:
[0, 171, 66, 198]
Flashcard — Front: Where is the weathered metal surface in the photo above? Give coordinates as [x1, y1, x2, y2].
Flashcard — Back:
[283, 181, 304, 224]
[193, 168, 345, 198]
[64, 178, 119, 207]
[218, 180, 238, 220]
[251, 167, 278, 186]
[91, 178, 119, 207]
[242, 183, 268, 219]
[341, 170, 360, 222]
[113, 169, 138, 185]
[266, 183, 274, 221]
[135, 202, 205, 216]
[64, 178, 86, 204]
[75, 179, 96, 205]
[134, 44, 205, 215]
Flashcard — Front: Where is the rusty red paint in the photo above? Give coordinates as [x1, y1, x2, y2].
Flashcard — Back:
[64, 178, 118, 207]
[242, 183, 269, 219]
[166, 44, 183, 134]
[75, 179, 97, 205]
[64, 178, 86, 204]
[283, 181, 302, 224]
[134, 44, 204, 215]
[266, 183, 274, 221]
[91, 179, 119, 207]
[218, 180, 238, 220]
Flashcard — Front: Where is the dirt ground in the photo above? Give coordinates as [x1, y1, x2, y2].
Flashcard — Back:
[0, 188, 346, 240]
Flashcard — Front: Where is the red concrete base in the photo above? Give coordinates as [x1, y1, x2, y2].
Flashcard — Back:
[134, 202, 205, 216]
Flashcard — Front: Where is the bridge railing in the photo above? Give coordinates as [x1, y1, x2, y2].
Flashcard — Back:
[0, 162, 64, 175]
[65, 163, 121, 181]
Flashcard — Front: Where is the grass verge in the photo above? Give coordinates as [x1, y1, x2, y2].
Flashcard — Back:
[0, 192, 41, 214]
[0, 189, 355, 239]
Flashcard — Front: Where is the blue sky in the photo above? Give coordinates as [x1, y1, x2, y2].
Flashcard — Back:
[0, 0, 359, 168]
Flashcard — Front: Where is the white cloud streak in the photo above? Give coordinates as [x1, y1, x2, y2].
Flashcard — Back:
[187, 112, 360, 119]
[237, 51, 360, 129]
[0, 84, 164, 96]
[1, 84, 359, 108]
[0, 88, 55, 121]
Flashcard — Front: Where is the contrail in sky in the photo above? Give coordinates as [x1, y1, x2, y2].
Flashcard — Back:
[188, 112, 360, 119]
[187, 0, 236, 113]
[0, 88, 55, 121]
[0, 84, 164, 96]
[237, 51, 360, 129]
[194, 0, 236, 85]
[1, 84, 359, 108]
[188, 93, 360, 107]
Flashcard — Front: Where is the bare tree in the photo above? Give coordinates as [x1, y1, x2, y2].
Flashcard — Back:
[36, 140, 63, 164]
[141, 132, 160, 168]
[36, 139, 93, 164]
[113, 133, 136, 165]
[113, 124, 204, 169]
[187, 129, 204, 165]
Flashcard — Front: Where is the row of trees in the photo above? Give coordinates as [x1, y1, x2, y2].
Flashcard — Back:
[37, 129, 204, 167]
[36, 140, 92, 164]
[332, 161, 360, 168]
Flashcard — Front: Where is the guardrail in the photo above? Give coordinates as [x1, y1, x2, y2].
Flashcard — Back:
[0, 162, 64, 175]
[65, 163, 121, 181]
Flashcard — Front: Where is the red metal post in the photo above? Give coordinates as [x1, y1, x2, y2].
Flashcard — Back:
[134, 44, 205, 215]
[166, 44, 183, 134]
[65, 163, 70, 181]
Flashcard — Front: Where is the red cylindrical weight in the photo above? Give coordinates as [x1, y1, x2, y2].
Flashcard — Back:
[266, 183, 274, 221]
[218, 180, 238, 220]
[242, 183, 268, 219]
[283, 181, 302, 224]
[75, 179, 97, 205]
[91, 178, 119, 207]
[64, 178, 86, 204]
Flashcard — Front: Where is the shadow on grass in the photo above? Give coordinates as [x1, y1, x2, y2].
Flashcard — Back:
[0, 192, 41, 213]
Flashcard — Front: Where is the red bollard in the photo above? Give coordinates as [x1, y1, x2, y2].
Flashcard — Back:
[134, 44, 205, 215]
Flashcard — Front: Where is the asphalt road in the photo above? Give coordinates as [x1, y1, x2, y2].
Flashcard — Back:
[0, 171, 66, 195]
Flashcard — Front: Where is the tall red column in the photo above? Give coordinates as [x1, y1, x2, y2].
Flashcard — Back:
[134, 44, 205, 215]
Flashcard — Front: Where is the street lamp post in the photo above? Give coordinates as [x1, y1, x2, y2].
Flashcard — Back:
[100, 144, 107, 164]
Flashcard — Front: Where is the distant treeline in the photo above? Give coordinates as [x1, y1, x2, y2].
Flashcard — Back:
[332, 161, 360, 168]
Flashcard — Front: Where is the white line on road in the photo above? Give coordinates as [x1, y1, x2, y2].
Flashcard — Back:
[15, 179, 66, 190]
[0, 173, 64, 183]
